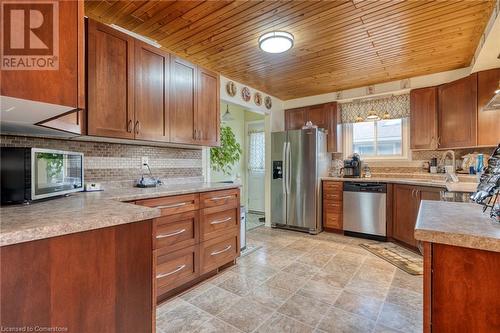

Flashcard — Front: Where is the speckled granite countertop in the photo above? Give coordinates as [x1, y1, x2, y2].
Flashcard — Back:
[415, 201, 500, 252]
[0, 182, 240, 247]
[322, 176, 478, 192]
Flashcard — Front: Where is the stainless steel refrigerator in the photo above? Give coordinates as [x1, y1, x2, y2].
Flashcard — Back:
[271, 128, 329, 234]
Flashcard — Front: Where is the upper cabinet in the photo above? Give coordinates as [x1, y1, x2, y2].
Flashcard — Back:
[438, 73, 477, 148]
[196, 67, 220, 146]
[477, 68, 500, 146]
[410, 87, 438, 150]
[0, 0, 84, 109]
[135, 42, 170, 142]
[87, 19, 135, 139]
[169, 57, 197, 145]
[285, 102, 341, 152]
[85, 19, 220, 146]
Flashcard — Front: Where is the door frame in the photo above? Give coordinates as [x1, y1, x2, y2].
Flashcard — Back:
[245, 119, 266, 214]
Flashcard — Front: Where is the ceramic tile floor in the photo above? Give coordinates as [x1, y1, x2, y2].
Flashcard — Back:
[156, 227, 423, 333]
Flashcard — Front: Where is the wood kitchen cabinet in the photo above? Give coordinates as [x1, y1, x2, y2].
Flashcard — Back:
[322, 181, 343, 231]
[438, 73, 478, 148]
[135, 188, 240, 304]
[170, 56, 197, 144]
[392, 185, 441, 249]
[87, 19, 135, 139]
[196, 67, 220, 146]
[0, 0, 85, 109]
[285, 102, 341, 152]
[477, 68, 500, 146]
[134, 42, 170, 142]
[0, 221, 152, 333]
[423, 242, 500, 332]
[410, 87, 438, 150]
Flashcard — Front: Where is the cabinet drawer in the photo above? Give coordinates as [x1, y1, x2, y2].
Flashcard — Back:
[200, 189, 239, 210]
[323, 193, 342, 201]
[323, 181, 343, 191]
[324, 213, 342, 229]
[136, 194, 199, 216]
[155, 245, 199, 298]
[200, 232, 239, 274]
[323, 201, 342, 210]
[200, 208, 239, 241]
[153, 211, 199, 251]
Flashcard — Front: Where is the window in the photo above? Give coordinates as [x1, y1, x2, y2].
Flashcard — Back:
[248, 131, 265, 171]
[344, 118, 408, 159]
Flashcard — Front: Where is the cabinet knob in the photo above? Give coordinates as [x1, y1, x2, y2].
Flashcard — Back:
[127, 120, 133, 133]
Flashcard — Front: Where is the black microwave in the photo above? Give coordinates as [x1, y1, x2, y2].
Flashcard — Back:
[1, 147, 84, 204]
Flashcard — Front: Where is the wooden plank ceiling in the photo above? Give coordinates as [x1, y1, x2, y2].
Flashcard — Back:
[85, 0, 495, 100]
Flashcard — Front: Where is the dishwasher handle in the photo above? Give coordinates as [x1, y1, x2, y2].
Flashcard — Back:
[343, 182, 387, 193]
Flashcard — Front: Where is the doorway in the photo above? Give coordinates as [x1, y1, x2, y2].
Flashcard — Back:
[246, 120, 265, 230]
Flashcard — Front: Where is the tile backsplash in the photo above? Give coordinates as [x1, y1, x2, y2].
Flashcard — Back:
[0, 135, 204, 185]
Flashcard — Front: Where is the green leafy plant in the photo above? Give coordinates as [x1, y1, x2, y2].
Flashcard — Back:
[210, 125, 242, 175]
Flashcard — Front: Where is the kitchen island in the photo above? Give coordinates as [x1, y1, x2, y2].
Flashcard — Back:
[0, 182, 240, 333]
[415, 201, 500, 333]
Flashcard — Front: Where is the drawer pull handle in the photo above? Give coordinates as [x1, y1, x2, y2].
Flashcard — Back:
[211, 245, 232, 256]
[156, 264, 186, 279]
[156, 202, 189, 209]
[210, 217, 232, 225]
[210, 195, 233, 201]
[156, 229, 186, 239]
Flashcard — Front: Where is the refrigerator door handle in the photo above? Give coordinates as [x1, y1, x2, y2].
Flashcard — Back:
[282, 142, 287, 194]
[286, 142, 291, 194]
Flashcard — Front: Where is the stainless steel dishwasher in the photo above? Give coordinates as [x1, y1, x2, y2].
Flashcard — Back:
[343, 182, 387, 241]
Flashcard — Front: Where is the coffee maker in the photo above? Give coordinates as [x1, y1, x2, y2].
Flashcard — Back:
[343, 154, 362, 178]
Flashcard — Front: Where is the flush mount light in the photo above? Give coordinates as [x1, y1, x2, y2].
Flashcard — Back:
[259, 31, 294, 53]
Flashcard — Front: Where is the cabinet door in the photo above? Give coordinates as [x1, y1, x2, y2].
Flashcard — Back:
[285, 108, 306, 130]
[410, 87, 438, 150]
[418, 186, 441, 202]
[170, 57, 197, 144]
[306, 104, 329, 130]
[438, 74, 477, 148]
[135, 42, 170, 142]
[196, 67, 220, 146]
[393, 185, 419, 248]
[477, 68, 500, 146]
[87, 19, 135, 139]
[0, 0, 84, 108]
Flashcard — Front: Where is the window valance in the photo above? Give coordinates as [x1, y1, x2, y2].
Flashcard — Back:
[339, 94, 410, 123]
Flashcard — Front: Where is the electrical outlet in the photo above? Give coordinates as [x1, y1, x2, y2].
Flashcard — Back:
[141, 156, 149, 169]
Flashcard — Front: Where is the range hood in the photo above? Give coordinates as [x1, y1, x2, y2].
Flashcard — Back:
[0, 96, 79, 138]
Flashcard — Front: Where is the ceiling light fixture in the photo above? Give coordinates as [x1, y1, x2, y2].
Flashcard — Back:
[259, 31, 294, 53]
[366, 109, 381, 121]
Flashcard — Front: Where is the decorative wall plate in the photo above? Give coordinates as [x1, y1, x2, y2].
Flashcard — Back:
[241, 87, 251, 102]
[264, 96, 272, 109]
[226, 81, 237, 97]
[254, 92, 262, 106]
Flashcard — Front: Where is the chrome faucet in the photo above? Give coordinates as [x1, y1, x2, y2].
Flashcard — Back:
[440, 150, 459, 182]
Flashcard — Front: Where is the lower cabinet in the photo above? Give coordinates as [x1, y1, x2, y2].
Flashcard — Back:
[0, 221, 153, 333]
[423, 242, 500, 332]
[392, 184, 441, 248]
[322, 181, 343, 231]
[136, 188, 240, 304]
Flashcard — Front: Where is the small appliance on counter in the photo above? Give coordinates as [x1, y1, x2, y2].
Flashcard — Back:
[1, 147, 84, 204]
[135, 162, 162, 188]
[343, 153, 362, 178]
